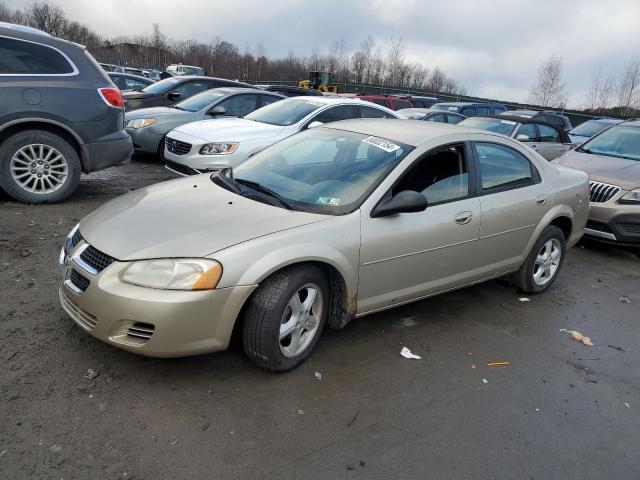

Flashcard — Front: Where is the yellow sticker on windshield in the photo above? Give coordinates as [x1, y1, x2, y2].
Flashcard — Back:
[317, 197, 341, 206]
[362, 136, 400, 153]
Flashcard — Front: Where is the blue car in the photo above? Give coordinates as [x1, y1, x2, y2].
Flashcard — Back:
[431, 102, 507, 117]
[568, 118, 623, 144]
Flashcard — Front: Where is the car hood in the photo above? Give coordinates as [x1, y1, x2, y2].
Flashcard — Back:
[171, 117, 286, 142]
[554, 149, 640, 189]
[125, 106, 185, 120]
[80, 175, 328, 260]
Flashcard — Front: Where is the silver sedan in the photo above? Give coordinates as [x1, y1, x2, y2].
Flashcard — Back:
[59, 120, 589, 370]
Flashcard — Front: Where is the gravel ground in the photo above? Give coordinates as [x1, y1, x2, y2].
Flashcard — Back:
[1, 159, 639, 479]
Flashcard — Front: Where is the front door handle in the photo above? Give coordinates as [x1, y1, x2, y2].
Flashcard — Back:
[536, 194, 548, 205]
[454, 211, 473, 225]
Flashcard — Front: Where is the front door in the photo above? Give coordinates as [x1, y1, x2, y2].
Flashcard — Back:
[358, 143, 480, 314]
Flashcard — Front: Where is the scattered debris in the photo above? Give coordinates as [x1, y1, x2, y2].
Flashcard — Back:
[347, 410, 360, 428]
[577, 357, 602, 361]
[471, 364, 476, 369]
[314, 371, 322, 380]
[84, 369, 99, 380]
[487, 362, 511, 366]
[400, 346, 421, 360]
[346, 465, 355, 471]
[482, 378, 489, 384]
[618, 296, 631, 304]
[535, 408, 540, 412]
[168, 437, 178, 445]
[518, 297, 530, 302]
[559, 329, 594, 346]
[608, 344, 626, 352]
[98, 402, 107, 412]
[625, 402, 631, 408]
[49, 444, 62, 453]
[297, 409, 304, 415]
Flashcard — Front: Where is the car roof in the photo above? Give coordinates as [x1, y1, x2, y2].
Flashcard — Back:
[324, 118, 476, 147]
[0, 21, 82, 49]
[212, 87, 283, 95]
[0, 21, 49, 36]
[434, 102, 504, 107]
[480, 115, 571, 142]
[589, 117, 623, 124]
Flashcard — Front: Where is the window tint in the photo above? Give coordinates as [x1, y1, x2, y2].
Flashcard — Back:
[372, 99, 388, 107]
[312, 105, 356, 124]
[476, 106, 490, 116]
[124, 78, 148, 90]
[461, 108, 476, 117]
[446, 113, 464, 124]
[217, 94, 258, 116]
[516, 123, 537, 141]
[494, 106, 506, 114]
[393, 145, 469, 204]
[0, 37, 74, 74]
[110, 75, 124, 89]
[426, 113, 446, 123]
[360, 105, 387, 118]
[171, 81, 208, 99]
[394, 100, 413, 109]
[475, 143, 533, 191]
[261, 94, 282, 106]
[412, 100, 425, 108]
[538, 124, 560, 143]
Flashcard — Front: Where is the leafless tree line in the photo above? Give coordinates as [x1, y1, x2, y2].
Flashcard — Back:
[584, 58, 640, 117]
[0, 1, 465, 94]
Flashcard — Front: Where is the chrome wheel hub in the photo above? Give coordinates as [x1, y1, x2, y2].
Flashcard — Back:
[533, 239, 562, 286]
[279, 283, 323, 358]
[10, 144, 68, 194]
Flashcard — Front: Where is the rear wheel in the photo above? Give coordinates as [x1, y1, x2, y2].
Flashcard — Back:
[242, 265, 329, 371]
[0, 130, 81, 203]
[512, 225, 566, 293]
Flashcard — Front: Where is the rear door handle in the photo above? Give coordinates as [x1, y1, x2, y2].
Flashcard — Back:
[536, 194, 548, 205]
[454, 211, 473, 225]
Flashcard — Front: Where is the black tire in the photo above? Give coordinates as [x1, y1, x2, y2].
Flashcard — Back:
[242, 265, 330, 371]
[511, 225, 566, 294]
[156, 135, 166, 162]
[0, 130, 81, 204]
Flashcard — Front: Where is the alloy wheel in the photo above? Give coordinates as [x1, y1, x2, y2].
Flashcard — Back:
[10, 144, 69, 194]
[279, 283, 323, 358]
[533, 238, 562, 286]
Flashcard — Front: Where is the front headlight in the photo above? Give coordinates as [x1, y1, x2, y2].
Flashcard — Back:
[126, 118, 157, 129]
[199, 142, 238, 155]
[620, 188, 640, 204]
[120, 259, 223, 290]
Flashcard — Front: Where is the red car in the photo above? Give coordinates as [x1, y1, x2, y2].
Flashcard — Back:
[356, 94, 413, 111]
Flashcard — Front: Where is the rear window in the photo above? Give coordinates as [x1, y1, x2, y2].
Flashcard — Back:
[0, 36, 75, 75]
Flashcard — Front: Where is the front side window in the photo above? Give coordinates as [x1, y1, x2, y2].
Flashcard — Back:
[227, 128, 413, 214]
[124, 78, 148, 91]
[475, 143, 534, 192]
[538, 124, 560, 143]
[579, 124, 640, 161]
[172, 81, 208, 99]
[244, 98, 323, 126]
[142, 77, 181, 94]
[426, 113, 446, 123]
[516, 123, 537, 141]
[174, 89, 226, 112]
[446, 113, 464, 124]
[0, 37, 74, 74]
[360, 105, 387, 118]
[217, 94, 258, 116]
[393, 144, 470, 204]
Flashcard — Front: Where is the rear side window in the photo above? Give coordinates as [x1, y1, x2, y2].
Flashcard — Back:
[0, 37, 75, 75]
[360, 105, 387, 118]
[475, 143, 535, 192]
[461, 107, 476, 117]
[312, 105, 357, 124]
[476, 106, 490, 116]
[538, 124, 560, 143]
[394, 100, 413, 110]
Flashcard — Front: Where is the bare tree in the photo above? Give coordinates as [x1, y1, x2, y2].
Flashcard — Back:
[256, 43, 266, 81]
[385, 37, 408, 86]
[616, 57, 640, 116]
[529, 54, 567, 108]
[28, 1, 67, 36]
[584, 67, 616, 112]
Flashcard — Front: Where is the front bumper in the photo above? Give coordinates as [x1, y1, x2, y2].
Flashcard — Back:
[126, 127, 163, 155]
[58, 240, 257, 357]
[585, 201, 640, 245]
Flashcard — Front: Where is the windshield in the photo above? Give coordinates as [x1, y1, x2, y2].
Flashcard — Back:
[141, 77, 181, 94]
[579, 124, 640, 161]
[174, 89, 226, 112]
[570, 119, 616, 138]
[396, 110, 427, 120]
[220, 128, 413, 214]
[181, 66, 203, 75]
[244, 98, 323, 126]
[459, 117, 517, 136]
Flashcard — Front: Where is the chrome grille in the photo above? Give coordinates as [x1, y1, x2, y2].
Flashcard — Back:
[589, 181, 620, 203]
[69, 269, 90, 293]
[60, 292, 97, 331]
[127, 322, 155, 343]
[80, 245, 116, 273]
[165, 137, 192, 156]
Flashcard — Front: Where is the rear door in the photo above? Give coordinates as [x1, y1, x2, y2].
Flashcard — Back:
[535, 124, 569, 160]
[472, 139, 551, 275]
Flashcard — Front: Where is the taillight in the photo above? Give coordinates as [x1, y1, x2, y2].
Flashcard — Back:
[98, 87, 124, 108]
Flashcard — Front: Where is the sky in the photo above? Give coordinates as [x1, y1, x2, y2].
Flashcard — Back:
[6, 0, 640, 108]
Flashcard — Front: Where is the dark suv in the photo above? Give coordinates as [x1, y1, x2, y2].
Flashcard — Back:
[0, 22, 132, 203]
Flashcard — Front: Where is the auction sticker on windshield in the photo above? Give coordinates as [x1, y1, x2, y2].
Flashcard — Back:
[317, 197, 341, 206]
[362, 136, 400, 153]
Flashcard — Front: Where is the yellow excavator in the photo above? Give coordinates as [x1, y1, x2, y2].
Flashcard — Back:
[298, 71, 338, 93]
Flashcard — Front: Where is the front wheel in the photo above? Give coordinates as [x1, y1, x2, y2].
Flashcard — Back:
[512, 225, 566, 294]
[242, 265, 329, 371]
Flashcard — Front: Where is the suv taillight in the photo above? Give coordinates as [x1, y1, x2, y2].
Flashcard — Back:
[98, 88, 124, 108]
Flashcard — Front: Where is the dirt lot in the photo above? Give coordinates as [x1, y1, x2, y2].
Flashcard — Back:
[1, 159, 639, 480]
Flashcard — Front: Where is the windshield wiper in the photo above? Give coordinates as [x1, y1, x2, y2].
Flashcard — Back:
[234, 178, 295, 210]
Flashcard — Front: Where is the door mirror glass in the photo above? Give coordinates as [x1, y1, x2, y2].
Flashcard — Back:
[207, 105, 226, 116]
[516, 134, 530, 142]
[167, 91, 181, 101]
[307, 121, 324, 129]
[371, 190, 428, 218]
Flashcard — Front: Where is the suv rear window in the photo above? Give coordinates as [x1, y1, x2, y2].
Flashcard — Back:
[0, 37, 75, 75]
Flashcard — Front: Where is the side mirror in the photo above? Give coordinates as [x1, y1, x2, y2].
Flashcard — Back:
[167, 91, 181, 101]
[207, 105, 226, 116]
[371, 190, 428, 218]
[516, 134, 530, 142]
[307, 121, 324, 129]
